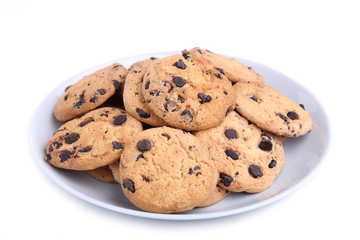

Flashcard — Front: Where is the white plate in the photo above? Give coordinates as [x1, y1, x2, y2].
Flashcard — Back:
[29, 52, 330, 220]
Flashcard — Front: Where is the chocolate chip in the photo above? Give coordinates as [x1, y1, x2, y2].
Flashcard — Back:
[137, 139, 152, 152]
[64, 132, 80, 144]
[136, 108, 150, 118]
[74, 90, 86, 108]
[194, 165, 200, 170]
[136, 153, 144, 161]
[250, 95, 258, 102]
[45, 154, 52, 161]
[112, 141, 123, 150]
[52, 141, 62, 149]
[112, 64, 121, 69]
[219, 173, 233, 187]
[144, 81, 150, 90]
[225, 106, 233, 116]
[189, 145, 195, 150]
[160, 81, 173, 93]
[65, 85, 72, 92]
[259, 138, 273, 151]
[90, 97, 97, 103]
[113, 80, 121, 90]
[173, 59, 186, 69]
[197, 93, 212, 104]
[188, 168, 193, 174]
[249, 164, 263, 178]
[197, 49, 203, 54]
[78, 147, 92, 153]
[78, 117, 94, 127]
[113, 114, 127, 125]
[215, 67, 225, 75]
[225, 149, 239, 160]
[123, 180, 135, 193]
[276, 112, 288, 122]
[248, 120, 253, 125]
[269, 158, 277, 168]
[164, 100, 178, 112]
[214, 73, 222, 79]
[172, 76, 187, 87]
[299, 104, 305, 110]
[180, 109, 193, 123]
[59, 150, 72, 162]
[225, 129, 238, 139]
[287, 111, 299, 120]
[161, 133, 170, 140]
[182, 52, 190, 59]
[177, 95, 185, 103]
[224, 91, 228, 95]
[48, 145, 53, 153]
[150, 57, 157, 60]
[142, 176, 151, 182]
[96, 89, 106, 95]
[64, 94, 69, 101]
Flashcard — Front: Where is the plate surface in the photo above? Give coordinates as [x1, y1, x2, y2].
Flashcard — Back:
[29, 52, 330, 220]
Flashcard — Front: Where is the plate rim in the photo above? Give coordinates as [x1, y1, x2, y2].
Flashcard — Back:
[29, 51, 331, 220]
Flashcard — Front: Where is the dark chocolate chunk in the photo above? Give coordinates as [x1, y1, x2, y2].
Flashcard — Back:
[287, 111, 299, 120]
[59, 150, 72, 162]
[52, 141, 62, 149]
[142, 176, 151, 182]
[173, 59, 186, 69]
[268, 158, 277, 168]
[250, 95, 258, 102]
[225, 149, 239, 160]
[182, 52, 190, 59]
[78, 117, 94, 127]
[64, 94, 69, 101]
[78, 147, 92, 153]
[136, 153, 144, 161]
[172, 76, 187, 87]
[249, 164, 263, 178]
[45, 154, 52, 161]
[194, 165, 200, 170]
[112, 141, 123, 150]
[188, 168, 193, 174]
[197, 93, 212, 104]
[276, 112, 288, 122]
[113, 114, 127, 125]
[123, 180, 135, 193]
[225, 106, 233, 116]
[259, 138, 273, 151]
[225, 129, 238, 139]
[299, 104, 305, 110]
[161, 133, 170, 140]
[215, 67, 225, 75]
[112, 64, 121, 69]
[90, 97, 97, 103]
[150, 57, 157, 60]
[97, 89, 106, 95]
[64, 132, 80, 144]
[219, 173, 233, 187]
[112, 80, 121, 90]
[136, 108, 150, 118]
[177, 95, 185, 103]
[137, 139, 152, 152]
[48, 145, 53, 153]
[65, 85, 72, 92]
[74, 90, 86, 108]
[164, 100, 178, 112]
[180, 109, 193, 122]
[160, 81, 173, 93]
[144, 81, 150, 90]
[224, 91, 228, 95]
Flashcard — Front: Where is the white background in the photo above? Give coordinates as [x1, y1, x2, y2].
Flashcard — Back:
[1, 0, 359, 239]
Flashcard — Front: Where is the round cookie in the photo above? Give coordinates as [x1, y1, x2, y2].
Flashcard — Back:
[182, 47, 264, 83]
[197, 185, 229, 208]
[123, 58, 167, 126]
[194, 111, 285, 193]
[86, 165, 117, 183]
[233, 82, 313, 137]
[54, 63, 128, 121]
[119, 127, 218, 213]
[142, 54, 236, 131]
[45, 107, 143, 170]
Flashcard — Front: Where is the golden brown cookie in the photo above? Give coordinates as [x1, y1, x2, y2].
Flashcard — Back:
[46, 107, 143, 170]
[54, 63, 128, 121]
[86, 165, 117, 183]
[119, 127, 218, 213]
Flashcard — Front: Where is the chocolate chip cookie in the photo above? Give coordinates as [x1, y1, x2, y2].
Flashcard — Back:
[142, 55, 236, 131]
[54, 63, 128, 121]
[194, 111, 285, 193]
[182, 47, 264, 83]
[46, 107, 143, 170]
[233, 82, 313, 137]
[123, 58, 167, 126]
[86, 165, 117, 183]
[119, 127, 218, 213]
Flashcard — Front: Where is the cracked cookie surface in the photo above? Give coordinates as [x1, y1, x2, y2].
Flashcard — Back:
[233, 82, 313, 137]
[54, 63, 128, 121]
[194, 111, 285, 193]
[119, 126, 218, 213]
[46, 107, 143, 170]
[142, 54, 236, 131]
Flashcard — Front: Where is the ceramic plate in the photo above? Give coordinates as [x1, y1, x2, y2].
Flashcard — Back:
[29, 52, 330, 220]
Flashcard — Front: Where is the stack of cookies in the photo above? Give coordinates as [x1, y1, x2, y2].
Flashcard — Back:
[45, 47, 313, 214]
